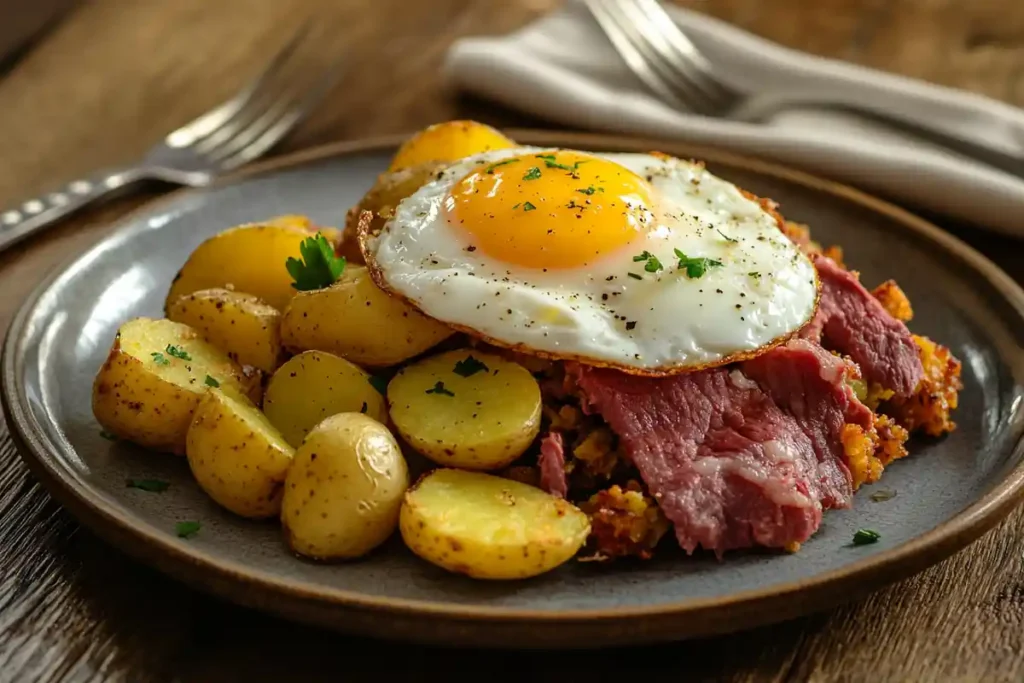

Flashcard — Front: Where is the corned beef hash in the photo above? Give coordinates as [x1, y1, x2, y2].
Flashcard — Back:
[93, 121, 963, 579]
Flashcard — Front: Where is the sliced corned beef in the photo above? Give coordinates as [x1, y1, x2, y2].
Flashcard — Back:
[742, 339, 873, 492]
[802, 255, 923, 398]
[538, 431, 568, 498]
[570, 363, 825, 557]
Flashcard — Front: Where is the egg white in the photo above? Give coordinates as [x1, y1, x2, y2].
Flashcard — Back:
[363, 146, 818, 373]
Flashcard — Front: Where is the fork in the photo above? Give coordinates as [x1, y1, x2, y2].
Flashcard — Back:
[0, 22, 342, 254]
[583, 0, 1024, 178]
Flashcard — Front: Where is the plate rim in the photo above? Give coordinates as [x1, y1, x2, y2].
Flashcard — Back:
[4, 130, 1024, 644]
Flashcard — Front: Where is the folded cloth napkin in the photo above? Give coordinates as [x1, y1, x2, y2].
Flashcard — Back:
[443, 0, 1024, 238]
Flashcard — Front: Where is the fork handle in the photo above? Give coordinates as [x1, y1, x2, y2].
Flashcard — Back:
[0, 167, 147, 254]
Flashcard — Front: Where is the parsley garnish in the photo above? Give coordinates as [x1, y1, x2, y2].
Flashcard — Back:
[486, 159, 516, 174]
[576, 186, 604, 195]
[286, 233, 346, 291]
[512, 203, 521, 209]
[453, 355, 489, 377]
[176, 521, 201, 538]
[204, 375, 219, 388]
[870, 489, 897, 502]
[166, 345, 191, 361]
[99, 430, 118, 441]
[523, 166, 542, 181]
[716, 229, 738, 243]
[368, 375, 389, 396]
[627, 272, 643, 280]
[852, 529, 880, 545]
[748, 271, 761, 279]
[151, 352, 170, 366]
[632, 250, 663, 273]
[425, 381, 455, 397]
[523, 201, 537, 212]
[535, 154, 556, 160]
[674, 249, 723, 279]
[126, 478, 170, 493]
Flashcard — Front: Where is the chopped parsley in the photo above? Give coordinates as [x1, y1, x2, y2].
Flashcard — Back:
[870, 489, 897, 502]
[204, 375, 219, 388]
[286, 233, 346, 291]
[576, 186, 604, 195]
[716, 229, 738, 243]
[176, 520, 201, 539]
[485, 159, 516, 174]
[166, 345, 191, 361]
[674, 249, 723, 279]
[151, 352, 170, 366]
[632, 250, 663, 273]
[368, 375, 389, 396]
[852, 529, 880, 545]
[523, 201, 537, 212]
[453, 355, 489, 377]
[126, 478, 170, 493]
[535, 153, 585, 172]
[523, 166, 542, 181]
[748, 271, 762, 279]
[627, 272, 643, 280]
[99, 430, 118, 441]
[425, 381, 455, 397]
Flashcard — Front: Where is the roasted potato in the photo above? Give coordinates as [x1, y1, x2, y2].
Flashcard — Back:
[262, 350, 388, 448]
[165, 218, 318, 312]
[281, 413, 409, 560]
[92, 318, 261, 454]
[166, 288, 283, 373]
[387, 349, 541, 470]
[280, 265, 453, 368]
[186, 387, 294, 518]
[400, 469, 590, 579]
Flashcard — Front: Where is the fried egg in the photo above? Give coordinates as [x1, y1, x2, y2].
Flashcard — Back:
[361, 146, 818, 375]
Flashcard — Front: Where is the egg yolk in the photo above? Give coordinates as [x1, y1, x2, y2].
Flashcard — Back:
[444, 151, 654, 270]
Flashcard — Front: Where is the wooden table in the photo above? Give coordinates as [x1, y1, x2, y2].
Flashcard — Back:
[1, 1, 1023, 680]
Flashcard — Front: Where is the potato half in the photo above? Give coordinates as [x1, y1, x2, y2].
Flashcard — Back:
[400, 469, 590, 579]
[388, 120, 515, 171]
[166, 288, 283, 373]
[186, 387, 294, 518]
[262, 350, 389, 448]
[165, 218, 317, 312]
[92, 318, 261, 454]
[280, 265, 453, 368]
[281, 413, 409, 560]
[387, 349, 541, 470]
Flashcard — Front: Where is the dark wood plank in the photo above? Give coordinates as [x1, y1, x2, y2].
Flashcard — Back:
[0, 0, 1022, 680]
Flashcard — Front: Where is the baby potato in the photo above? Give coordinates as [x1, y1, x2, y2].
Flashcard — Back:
[387, 349, 541, 470]
[281, 413, 409, 560]
[166, 288, 283, 373]
[186, 387, 294, 518]
[92, 318, 261, 454]
[165, 218, 318, 312]
[280, 265, 453, 368]
[388, 120, 515, 171]
[400, 469, 590, 580]
[263, 351, 388, 448]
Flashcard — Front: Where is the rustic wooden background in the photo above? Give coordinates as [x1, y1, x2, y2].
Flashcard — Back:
[1, 1, 1023, 681]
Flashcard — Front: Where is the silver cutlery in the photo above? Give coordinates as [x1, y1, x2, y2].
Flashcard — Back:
[584, 0, 1024, 178]
[0, 22, 342, 254]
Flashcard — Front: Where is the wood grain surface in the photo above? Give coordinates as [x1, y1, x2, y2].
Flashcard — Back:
[1, 1, 1023, 681]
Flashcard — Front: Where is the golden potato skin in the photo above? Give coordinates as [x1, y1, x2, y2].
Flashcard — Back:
[388, 120, 515, 171]
[387, 349, 541, 470]
[281, 413, 409, 560]
[400, 469, 591, 580]
[186, 388, 294, 518]
[92, 318, 261, 455]
[262, 351, 389, 448]
[166, 288, 283, 373]
[165, 219, 317, 312]
[280, 265, 453, 368]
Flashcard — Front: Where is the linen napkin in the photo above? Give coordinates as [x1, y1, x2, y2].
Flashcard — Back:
[443, 0, 1024, 238]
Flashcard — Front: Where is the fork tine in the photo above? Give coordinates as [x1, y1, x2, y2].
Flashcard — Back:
[215, 59, 345, 171]
[165, 19, 314, 149]
[633, 0, 740, 109]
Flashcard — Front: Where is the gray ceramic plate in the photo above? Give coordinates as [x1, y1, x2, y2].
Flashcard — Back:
[4, 132, 1024, 649]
